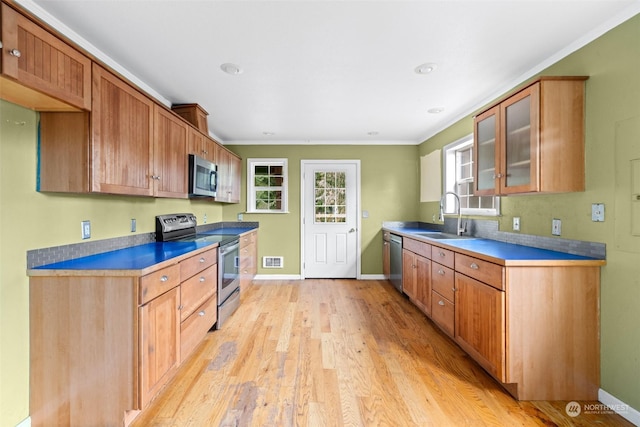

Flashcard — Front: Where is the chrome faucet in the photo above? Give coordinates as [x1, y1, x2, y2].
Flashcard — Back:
[439, 191, 465, 236]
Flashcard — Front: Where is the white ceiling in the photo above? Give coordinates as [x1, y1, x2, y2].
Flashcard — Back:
[19, 0, 640, 145]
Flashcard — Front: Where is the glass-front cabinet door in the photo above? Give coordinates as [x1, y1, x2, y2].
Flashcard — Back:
[474, 105, 500, 196]
[500, 83, 540, 194]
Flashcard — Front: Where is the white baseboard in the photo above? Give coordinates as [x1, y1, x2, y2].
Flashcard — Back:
[253, 274, 302, 280]
[254, 274, 387, 281]
[360, 274, 386, 280]
[599, 388, 640, 426]
[16, 416, 31, 427]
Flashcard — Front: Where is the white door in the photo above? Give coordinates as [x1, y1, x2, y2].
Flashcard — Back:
[301, 160, 360, 279]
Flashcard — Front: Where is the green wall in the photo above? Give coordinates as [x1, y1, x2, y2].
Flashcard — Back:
[222, 145, 420, 276]
[2, 11, 639, 427]
[418, 14, 640, 412]
[0, 100, 224, 426]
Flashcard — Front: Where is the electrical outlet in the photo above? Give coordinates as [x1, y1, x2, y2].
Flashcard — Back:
[131, 218, 136, 232]
[203, 213, 207, 224]
[513, 217, 520, 231]
[81, 220, 91, 239]
[552, 218, 562, 236]
[237, 213, 243, 221]
[592, 203, 605, 222]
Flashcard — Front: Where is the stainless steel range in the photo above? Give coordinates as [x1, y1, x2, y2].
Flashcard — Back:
[155, 213, 241, 329]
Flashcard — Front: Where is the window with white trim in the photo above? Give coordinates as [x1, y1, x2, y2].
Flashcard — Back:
[247, 158, 288, 213]
[443, 135, 500, 216]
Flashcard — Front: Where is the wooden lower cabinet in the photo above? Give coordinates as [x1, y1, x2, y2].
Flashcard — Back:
[139, 286, 180, 408]
[390, 232, 603, 401]
[239, 230, 258, 289]
[28, 246, 220, 426]
[402, 239, 431, 316]
[454, 273, 505, 381]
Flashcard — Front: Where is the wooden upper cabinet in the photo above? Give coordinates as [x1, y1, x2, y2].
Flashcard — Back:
[187, 127, 217, 163]
[153, 105, 188, 198]
[213, 144, 241, 203]
[91, 64, 155, 196]
[0, 3, 91, 110]
[473, 77, 587, 195]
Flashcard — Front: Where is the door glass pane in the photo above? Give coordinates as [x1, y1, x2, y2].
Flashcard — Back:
[505, 96, 531, 187]
[476, 115, 496, 191]
[314, 171, 347, 223]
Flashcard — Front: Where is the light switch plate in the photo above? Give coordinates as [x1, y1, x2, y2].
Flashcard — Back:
[552, 218, 562, 236]
[592, 203, 605, 222]
[81, 220, 91, 239]
[513, 217, 520, 231]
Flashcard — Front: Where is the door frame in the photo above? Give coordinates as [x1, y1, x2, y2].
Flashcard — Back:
[300, 159, 361, 280]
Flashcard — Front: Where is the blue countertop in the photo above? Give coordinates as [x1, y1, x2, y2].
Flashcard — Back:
[384, 226, 604, 265]
[32, 227, 257, 272]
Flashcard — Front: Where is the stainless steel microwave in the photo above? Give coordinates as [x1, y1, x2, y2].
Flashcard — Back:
[188, 154, 217, 198]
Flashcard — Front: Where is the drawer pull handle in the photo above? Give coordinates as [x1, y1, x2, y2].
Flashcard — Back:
[199, 276, 205, 282]
[438, 269, 445, 275]
[439, 252, 446, 258]
[198, 310, 206, 316]
[160, 275, 169, 282]
[438, 300, 445, 306]
[470, 263, 479, 270]
[199, 257, 205, 263]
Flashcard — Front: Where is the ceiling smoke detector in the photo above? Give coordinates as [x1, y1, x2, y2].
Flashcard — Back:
[415, 63, 438, 74]
[220, 63, 243, 75]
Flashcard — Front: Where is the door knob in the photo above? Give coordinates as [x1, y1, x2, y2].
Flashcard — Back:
[349, 228, 356, 233]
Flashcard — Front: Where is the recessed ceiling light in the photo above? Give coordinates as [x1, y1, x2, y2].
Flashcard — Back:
[415, 63, 438, 74]
[263, 131, 275, 136]
[220, 63, 243, 75]
[428, 107, 445, 114]
[367, 131, 379, 136]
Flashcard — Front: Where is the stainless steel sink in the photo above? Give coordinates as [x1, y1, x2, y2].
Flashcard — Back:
[413, 232, 476, 240]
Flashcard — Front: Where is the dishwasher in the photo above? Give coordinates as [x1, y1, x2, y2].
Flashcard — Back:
[389, 234, 403, 293]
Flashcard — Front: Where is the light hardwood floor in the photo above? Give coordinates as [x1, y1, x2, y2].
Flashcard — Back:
[132, 279, 633, 427]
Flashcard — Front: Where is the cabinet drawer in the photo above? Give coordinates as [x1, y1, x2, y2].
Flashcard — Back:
[180, 248, 217, 282]
[432, 263, 455, 301]
[240, 231, 256, 247]
[180, 264, 217, 322]
[455, 253, 504, 290]
[431, 246, 454, 269]
[180, 294, 217, 361]
[403, 238, 431, 259]
[431, 290, 454, 337]
[140, 264, 181, 305]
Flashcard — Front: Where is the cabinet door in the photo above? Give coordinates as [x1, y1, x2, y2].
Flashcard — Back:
[153, 105, 188, 198]
[187, 127, 208, 158]
[214, 144, 230, 202]
[415, 255, 431, 316]
[382, 239, 390, 280]
[473, 105, 500, 196]
[1, 3, 91, 110]
[139, 287, 180, 408]
[402, 249, 417, 300]
[499, 83, 540, 194]
[92, 64, 154, 196]
[229, 154, 242, 203]
[455, 273, 505, 381]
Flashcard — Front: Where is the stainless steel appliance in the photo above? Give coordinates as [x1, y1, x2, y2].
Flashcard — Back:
[155, 213, 241, 328]
[389, 234, 403, 292]
[188, 154, 217, 198]
[217, 239, 240, 329]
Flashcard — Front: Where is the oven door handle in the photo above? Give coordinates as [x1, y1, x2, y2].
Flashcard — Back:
[220, 241, 240, 255]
